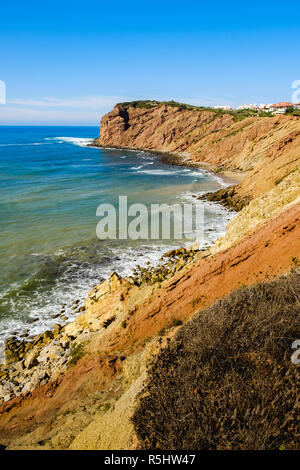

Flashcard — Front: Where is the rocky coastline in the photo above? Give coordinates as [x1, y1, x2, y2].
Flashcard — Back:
[199, 186, 251, 211]
[0, 147, 238, 404]
[0, 100, 299, 450]
[0, 245, 206, 404]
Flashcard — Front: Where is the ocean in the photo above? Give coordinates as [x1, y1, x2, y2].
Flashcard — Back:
[0, 126, 233, 346]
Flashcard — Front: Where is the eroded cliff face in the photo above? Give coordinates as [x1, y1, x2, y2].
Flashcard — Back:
[95, 103, 234, 157]
[95, 103, 300, 201]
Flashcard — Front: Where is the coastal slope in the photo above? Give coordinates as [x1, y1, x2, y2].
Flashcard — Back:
[0, 199, 299, 449]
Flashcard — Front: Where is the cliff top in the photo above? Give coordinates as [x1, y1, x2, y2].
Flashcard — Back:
[116, 99, 206, 110]
[115, 99, 277, 121]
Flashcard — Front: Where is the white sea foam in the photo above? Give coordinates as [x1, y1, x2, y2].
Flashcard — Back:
[180, 190, 236, 246]
[131, 161, 156, 170]
[0, 242, 178, 347]
[45, 137, 94, 147]
[137, 169, 174, 175]
[136, 168, 205, 178]
[210, 173, 230, 187]
[0, 142, 52, 147]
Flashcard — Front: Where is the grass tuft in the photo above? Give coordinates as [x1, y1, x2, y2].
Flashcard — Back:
[67, 344, 85, 368]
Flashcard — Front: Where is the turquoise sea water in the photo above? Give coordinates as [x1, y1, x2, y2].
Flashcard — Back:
[0, 126, 233, 344]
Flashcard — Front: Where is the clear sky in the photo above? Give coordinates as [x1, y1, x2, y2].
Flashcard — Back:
[1, 0, 300, 125]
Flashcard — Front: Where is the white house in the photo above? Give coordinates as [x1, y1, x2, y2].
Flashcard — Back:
[269, 102, 293, 113]
[213, 105, 233, 111]
[237, 104, 257, 110]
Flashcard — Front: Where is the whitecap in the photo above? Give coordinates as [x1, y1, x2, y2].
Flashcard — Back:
[0, 142, 51, 147]
[45, 137, 94, 147]
[136, 168, 205, 177]
[136, 169, 179, 176]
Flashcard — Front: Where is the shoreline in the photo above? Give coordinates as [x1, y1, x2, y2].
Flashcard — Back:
[89, 141, 244, 185]
[90, 141, 247, 211]
[0, 240, 224, 402]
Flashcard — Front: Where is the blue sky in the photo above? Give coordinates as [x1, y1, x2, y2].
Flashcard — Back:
[1, 0, 300, 125]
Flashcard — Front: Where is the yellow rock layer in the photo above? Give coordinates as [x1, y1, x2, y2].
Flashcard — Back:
[212, 169, 300, 254]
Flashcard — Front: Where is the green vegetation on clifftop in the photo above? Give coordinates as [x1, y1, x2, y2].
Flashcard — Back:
[116, 100, 274, 121]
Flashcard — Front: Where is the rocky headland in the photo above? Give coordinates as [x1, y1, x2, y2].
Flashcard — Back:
[0, 101, 299, 450]
[94, 100, 300, 208]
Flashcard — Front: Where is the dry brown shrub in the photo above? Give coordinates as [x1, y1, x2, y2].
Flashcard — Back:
[132, 272, 300, 450]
